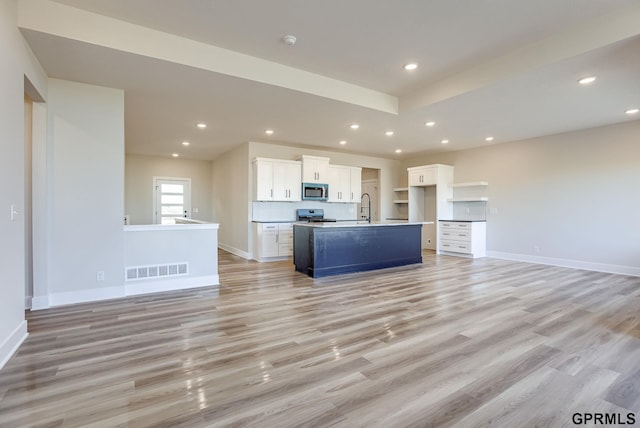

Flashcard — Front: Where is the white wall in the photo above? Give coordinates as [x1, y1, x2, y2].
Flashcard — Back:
[45, 79, 125, 301]
[403, 120, 640, 275]
[0, 0, 48, 369]
[212, 143, 250, 257]
[124, 225, 219, 296]
[125, 154, 213, 225]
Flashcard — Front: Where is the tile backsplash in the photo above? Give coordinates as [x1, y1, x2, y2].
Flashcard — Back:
[252, 201, 358, 222]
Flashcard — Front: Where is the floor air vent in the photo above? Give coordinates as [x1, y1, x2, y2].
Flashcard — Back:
[126, 262, 188, 281]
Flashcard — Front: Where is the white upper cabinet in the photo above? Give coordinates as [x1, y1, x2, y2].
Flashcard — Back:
[272, 161, 302, 201]
[408, 165, 437, 186]
[253, 157, 301, 201]
[328, 165, 361, 203]
[254, 158, 274, 201]
[299, 155, 330, 183]
[349, 167, 362, 202]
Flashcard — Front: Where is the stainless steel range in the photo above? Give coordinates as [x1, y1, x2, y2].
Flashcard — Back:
[296, 208, 337, 223]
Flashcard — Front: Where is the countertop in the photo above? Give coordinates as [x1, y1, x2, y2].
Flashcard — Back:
[439, 219, 487, 223]
[294, 221, 433, 228]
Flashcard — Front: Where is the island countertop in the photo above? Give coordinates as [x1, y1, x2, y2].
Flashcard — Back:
[294, 220, 434, 228]
[293, 222, 424, 277]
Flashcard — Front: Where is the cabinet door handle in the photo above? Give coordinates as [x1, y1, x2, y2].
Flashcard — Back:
[276, 234, 279, 243]
[270, 189, 273, 198]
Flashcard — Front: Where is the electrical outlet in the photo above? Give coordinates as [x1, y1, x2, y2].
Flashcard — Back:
[490, 207, 498, 215]
[96, 271, 105, 281]
[533, 246, 540, 253]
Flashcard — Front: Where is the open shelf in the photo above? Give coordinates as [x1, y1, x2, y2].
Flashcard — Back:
[447, 197, 488, 202]
[451, 181, 488, 187]
[393, 199, 409, 204]
[393, 187, 409, 192]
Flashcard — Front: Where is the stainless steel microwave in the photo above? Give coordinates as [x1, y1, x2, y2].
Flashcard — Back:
[301, 183, 329, 201]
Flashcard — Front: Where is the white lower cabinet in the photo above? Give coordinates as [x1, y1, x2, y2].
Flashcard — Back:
[439, 221, 486, 258]
[254, 223, 293, 261]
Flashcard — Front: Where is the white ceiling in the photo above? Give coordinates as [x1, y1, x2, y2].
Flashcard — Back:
[18, 0, 640, 160]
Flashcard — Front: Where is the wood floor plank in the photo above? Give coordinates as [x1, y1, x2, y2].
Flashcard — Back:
[0, 249, 639, 427]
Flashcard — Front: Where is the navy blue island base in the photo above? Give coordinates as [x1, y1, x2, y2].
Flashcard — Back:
[293, 222, 423, 278]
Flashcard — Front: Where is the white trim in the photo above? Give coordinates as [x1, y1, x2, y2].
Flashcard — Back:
[25, 295, 32, 309]
[0, 320, 28, 370]
[126, 275, 219, 296]
[124, 223, 218, 232]
[31, 295, 50, 310]
[48, 286, 126, 308]
[33, 275, 220, 310]
[487, 251, 640, 277]
[218, 243, 251, 260]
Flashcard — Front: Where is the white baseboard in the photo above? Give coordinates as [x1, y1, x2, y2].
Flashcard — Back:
[25, 295, 32, 310]
[0, 320, 28, 370]
[48, 286, 125, 308]
[218, 243, 251, 260]
[32, 275, 221, 311]
[31, 295, 50, 310]
[126, 274, 219, 296]
[487, 251, 640, 277]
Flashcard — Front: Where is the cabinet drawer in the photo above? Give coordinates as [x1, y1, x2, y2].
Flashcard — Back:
[440, 240, 471, 253]
[262, 224, 279, 231]
[279, 243, 293, 256]
[278, 223, 293, 231]
[440, 221, 471, 230]
[279, 231, 293, 244]
[440, 230, 471, 242]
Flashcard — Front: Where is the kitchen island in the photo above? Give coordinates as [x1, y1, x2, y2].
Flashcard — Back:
[293, 221, 430, 278]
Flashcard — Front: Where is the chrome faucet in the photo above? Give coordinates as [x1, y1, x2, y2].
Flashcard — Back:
[360, 193, 371, 223]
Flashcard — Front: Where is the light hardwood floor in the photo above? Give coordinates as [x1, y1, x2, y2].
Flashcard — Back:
[1, 250, 639, 427]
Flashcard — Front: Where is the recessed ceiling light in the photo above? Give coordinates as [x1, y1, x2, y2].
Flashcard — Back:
[404, 63, 418, 71]
[425, 121, 436, 127]
[265, 129, 274, 135]
[350, 124, 360, 130]
[625, 108, 639, 115]
[395, 149, 402, 153]
[339, 140, 347, 145]
[485, 136, 494, 142]
[441, 139, 449, 144]
[196, 123, 207, 129]
[578, 76, 597, 85]
[385, 131, 394, 136]
[181, 141, 190, 146]
[172, 153, 179, 158]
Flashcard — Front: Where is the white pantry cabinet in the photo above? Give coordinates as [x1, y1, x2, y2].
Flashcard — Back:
[299, 155, 330, 183]
[253, 158, 301, 201]
[327, 165, 362, 202]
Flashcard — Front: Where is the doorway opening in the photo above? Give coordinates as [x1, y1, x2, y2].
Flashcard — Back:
[360, 168, 380, 221]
